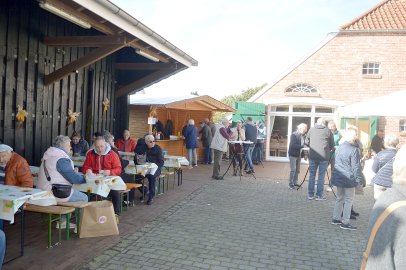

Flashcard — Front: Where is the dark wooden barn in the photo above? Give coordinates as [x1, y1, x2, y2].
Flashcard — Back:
[0, 0, 197, 165]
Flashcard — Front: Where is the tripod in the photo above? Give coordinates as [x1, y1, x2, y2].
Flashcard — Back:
[222, 141, 256, 180]
[296, 150, 336, 198]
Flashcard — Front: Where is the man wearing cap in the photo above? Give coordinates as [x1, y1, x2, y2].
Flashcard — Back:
[0, 144, 33, 187]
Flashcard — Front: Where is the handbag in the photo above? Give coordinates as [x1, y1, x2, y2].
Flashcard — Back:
[44, 160, 72, 199]
[360, 201, 406, 270]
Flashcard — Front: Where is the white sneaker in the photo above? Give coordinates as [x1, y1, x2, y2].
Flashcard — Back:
[326, 186, 333, 192]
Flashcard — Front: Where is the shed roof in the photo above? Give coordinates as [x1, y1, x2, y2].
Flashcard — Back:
[130, 94, 235, 112]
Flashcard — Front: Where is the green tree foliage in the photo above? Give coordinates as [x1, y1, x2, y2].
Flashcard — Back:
[213, 83, 267, 123]
[190, 91, 199, 96]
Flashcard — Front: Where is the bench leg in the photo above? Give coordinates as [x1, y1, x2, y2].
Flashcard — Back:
[65, 213, 71, 240]
[75, 208, 80, 235]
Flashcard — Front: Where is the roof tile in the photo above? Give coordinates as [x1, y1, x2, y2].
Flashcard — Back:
[341, 0, 406, 30]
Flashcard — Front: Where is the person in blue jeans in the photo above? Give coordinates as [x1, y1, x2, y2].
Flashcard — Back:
[244, 117, 258, 174]
[305, 118, 334, 200]
[0, 229, 5, 268]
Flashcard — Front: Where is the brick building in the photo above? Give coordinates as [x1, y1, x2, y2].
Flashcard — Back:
[249, 0, 406, 161]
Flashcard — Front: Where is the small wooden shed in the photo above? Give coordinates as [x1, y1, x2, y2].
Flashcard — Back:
[128, 94, 235, 160]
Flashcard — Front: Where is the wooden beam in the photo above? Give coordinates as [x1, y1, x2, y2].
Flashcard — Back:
[44, 35, 130, 47]
[196, 100, 217, 110]
[114, 63, 175, 70]
[44, 43, 126, 86]
[46, 0, 117, 35]
[116, 69, 175, 97]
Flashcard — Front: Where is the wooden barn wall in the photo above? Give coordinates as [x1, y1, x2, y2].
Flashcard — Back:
[0, 0, 116, 165]
[114, 95, 129, 139]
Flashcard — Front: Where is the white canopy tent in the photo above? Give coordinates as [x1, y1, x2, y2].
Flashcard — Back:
[338, 90, 406, 117]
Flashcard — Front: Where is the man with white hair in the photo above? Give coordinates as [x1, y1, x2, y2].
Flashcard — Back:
[288, 123, 308, 189]
[305, 117, 334, 200]
[133, 134, 164, 205]
[363, 144, 406, 269]
[331, 128, 363, 230]
[371, 134, 399, 199]
[0, 144, 33, 187]
[210, 119, 232, 180]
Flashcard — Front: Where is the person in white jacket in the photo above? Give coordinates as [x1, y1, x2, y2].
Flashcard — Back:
[37, 135, 87, 203]
[210, 119, 232, 180]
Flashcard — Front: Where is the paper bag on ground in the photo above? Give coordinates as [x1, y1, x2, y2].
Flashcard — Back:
[79, 201, 119, 238]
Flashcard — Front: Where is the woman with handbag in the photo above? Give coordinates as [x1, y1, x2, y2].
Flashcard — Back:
[37, 135, 88, 203]
[331, 128, 364, 230]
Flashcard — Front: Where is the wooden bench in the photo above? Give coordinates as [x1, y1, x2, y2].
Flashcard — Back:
[120, 183, 142, 205]
[57, 201, 91, 234]
[24, 204, 75, 248]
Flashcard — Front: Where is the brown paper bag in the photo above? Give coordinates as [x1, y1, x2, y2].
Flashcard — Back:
[79, 201, 119, 238]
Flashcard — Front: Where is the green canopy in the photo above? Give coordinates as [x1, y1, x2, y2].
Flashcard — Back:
[232, 101, 265, 124]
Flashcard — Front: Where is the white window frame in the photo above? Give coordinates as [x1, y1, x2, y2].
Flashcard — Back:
[362, 62, 380, 75]
[265, 104, 338, 162]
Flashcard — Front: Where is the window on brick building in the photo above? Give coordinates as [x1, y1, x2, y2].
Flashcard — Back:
[285, 83, 318, 93]
[400, 119, 406, 132]
[362, 63, 380, 75]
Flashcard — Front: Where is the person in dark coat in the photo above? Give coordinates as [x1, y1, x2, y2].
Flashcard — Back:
[200, 121, 213, 164]
[372, 134, 399, 200]
[305, 117, 334, 200]
[331, 128, 363, 230]
[71, 131, 89, 156]
[370, 129, 385, 155]
[182, 119, 199, 166]
[288, 123, 307, 189]
[133, 135, 164, 205]
[244, 117, 258, 174]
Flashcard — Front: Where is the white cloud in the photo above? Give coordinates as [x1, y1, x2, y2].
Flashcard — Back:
[113, 0, 382, 99]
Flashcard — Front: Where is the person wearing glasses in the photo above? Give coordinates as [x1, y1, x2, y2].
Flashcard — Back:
[134, 135, 164, 205]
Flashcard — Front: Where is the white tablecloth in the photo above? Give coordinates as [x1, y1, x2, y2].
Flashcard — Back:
[0, 185, 56, 223]
[73, 175, 126, 198]
[164, 155, 189, 168]
[125, 161, 158, 176]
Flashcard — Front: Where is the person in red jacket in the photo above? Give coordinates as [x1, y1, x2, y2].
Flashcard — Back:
[82, 137, 122, 214]
[115, 130, 136, 153]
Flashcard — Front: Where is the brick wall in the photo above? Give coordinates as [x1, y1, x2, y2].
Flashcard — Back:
[255, 33, 406, 103]
[253, 32, 406, 146]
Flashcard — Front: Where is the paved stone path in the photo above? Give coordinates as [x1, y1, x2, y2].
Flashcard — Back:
[81, 177, 375, 270]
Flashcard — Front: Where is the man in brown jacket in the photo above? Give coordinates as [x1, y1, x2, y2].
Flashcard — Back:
[0, 144, 33, 187]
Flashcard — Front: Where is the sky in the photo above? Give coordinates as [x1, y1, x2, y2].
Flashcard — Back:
[112, 0, 382, 100]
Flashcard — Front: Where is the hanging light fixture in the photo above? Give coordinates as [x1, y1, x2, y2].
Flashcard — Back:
[135, 49, 160, 62]
[39, 2, 91, 29]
